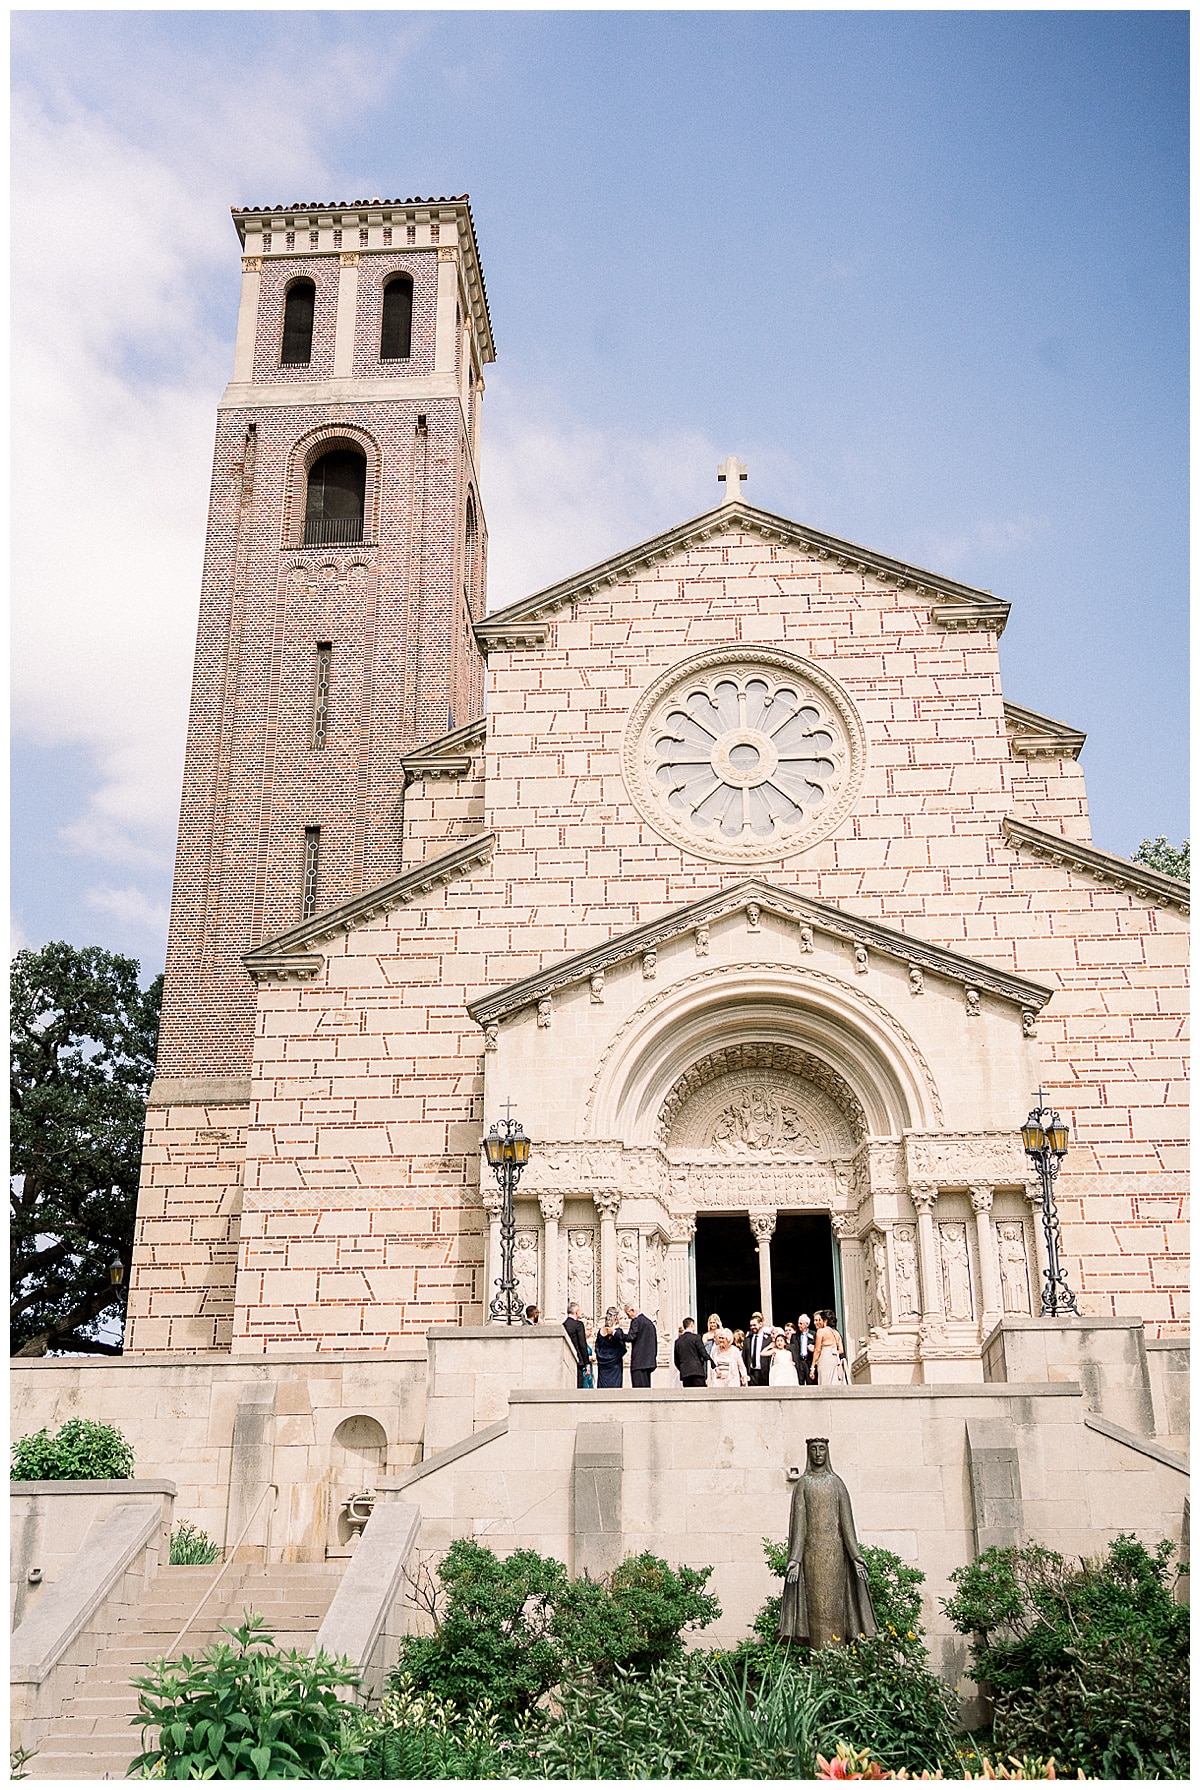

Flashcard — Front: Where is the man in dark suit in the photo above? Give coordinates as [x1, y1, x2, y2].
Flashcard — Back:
[563, 1302, 589, 1388]
[744, 1312, 771, 1386]
[623, 1302, 658, 1387]
[790, 1312, 814, 1384]
[673, 1317, 709, 1387]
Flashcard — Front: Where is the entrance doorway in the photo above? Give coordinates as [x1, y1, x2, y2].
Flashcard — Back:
[693, 1212, 838, 1335]
[693, 1215, 759, 1333]
[770, 1213, 837, 1331]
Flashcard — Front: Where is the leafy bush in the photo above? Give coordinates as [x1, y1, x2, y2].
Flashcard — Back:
[130, 1611, 363, 1779]
[11, 1417, 134, 1480]
[944, 1534, 1188, 1779]
[339, 1679, 523, 1779]
[394, 1539, 720, 1723]
[531, 1651, 870, 1780]
[169, 1519, 220, 1565]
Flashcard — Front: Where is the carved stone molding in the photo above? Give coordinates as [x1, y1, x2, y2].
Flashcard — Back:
[585, 961, 945, 1134]
[904, 1132, 1028, 1186]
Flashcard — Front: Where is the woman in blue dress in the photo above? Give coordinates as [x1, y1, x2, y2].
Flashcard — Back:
[594, 1306, 628, 1388]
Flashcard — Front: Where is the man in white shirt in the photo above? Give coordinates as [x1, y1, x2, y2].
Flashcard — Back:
[790, 1312, 814, 1384]
[744, 1311, 771, 1385]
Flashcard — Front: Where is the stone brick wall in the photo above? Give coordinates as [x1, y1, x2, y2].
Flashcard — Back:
[179, 530, 1182, 1355]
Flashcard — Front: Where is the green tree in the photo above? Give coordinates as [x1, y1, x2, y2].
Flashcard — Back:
[1132, 835, 1188, 882]
[10, 942, 161, 1356]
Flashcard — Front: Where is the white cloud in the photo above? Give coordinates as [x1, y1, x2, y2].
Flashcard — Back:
[84, 884, 172, 939]
[11, 46, 397, 876]
[483, 382, 734, 608]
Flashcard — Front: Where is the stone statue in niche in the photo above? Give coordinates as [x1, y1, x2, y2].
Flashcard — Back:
[871, 1231, 890, 1329]
[710, 1085, 817, 1156]
[616, 1229, 640, 1310]
[892, 1226, 918, 1318]
[939, 1221, 974, 1320]
[514, 1230, 540, 1314]
[997, 1222, 1032, 1315]
[567, 1229, 596, 1320]
[779, 1438, 878, 1650]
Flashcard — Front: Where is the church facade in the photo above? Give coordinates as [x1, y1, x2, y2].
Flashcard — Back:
[125, 194, 1188, 1378]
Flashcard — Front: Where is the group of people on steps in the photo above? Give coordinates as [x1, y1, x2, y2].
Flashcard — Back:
[561, 1302, 848, 1389]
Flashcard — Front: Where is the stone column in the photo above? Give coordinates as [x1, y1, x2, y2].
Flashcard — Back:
[481, 1188, 504, 1322]
[910, 1186, 944, 1323]
[434, 247, 460, 373]
[593, 1189, 622, 1318]
[749, 1212, 776, 1323]
[832, 1215, 867, 1361]
[668, 1216, 696, 1337]
[232, 256, 262, 382]
[971, 1186, 1002, 1333]
[332, 253, 360, 378]
[538, 1193, 564, 1321]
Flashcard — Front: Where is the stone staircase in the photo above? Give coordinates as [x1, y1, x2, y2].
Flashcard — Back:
[25, 1561, 344, 1781]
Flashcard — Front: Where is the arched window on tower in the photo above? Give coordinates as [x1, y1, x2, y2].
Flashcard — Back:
[305, 447, 366, 546]
[280, 279, 316, 366]
[464, 494, 477, 604]
[380, 274, 413, 361]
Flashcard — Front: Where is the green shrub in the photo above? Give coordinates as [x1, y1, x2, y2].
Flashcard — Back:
[394, 1538, 720, 1723]
[944, 1534, 1188, 1779]
[130, 1611, 364, 1779]
[168, 1520, 220, 1565]
[339, 1679, 525, 1779]
[531, 1651, 875, 1779]
[11, 1418, 134, 1481]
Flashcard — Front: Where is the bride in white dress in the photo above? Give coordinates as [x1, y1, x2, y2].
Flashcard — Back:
[767, 1330, 800, 1386]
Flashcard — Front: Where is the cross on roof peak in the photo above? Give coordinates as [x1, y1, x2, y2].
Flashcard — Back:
[716, 455, 747, 503]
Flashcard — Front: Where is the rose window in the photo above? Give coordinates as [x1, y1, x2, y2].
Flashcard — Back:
[623, 649, 866, 865]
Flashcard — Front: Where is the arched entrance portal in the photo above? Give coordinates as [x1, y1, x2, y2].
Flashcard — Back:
[694, 1212, 838, 1335]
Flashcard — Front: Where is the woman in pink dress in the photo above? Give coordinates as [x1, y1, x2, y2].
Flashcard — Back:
[708, 1327, 749, 1387]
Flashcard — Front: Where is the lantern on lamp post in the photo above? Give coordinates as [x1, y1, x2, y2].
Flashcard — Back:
[481, 1105, 532, 1324]
[1021, 1091, 1080, 1317]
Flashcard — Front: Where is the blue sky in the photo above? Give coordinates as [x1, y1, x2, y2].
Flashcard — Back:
[12, 10, 1188, 977]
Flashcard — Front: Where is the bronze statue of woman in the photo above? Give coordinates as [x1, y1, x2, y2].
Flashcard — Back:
[779, 1436, 878, 1648]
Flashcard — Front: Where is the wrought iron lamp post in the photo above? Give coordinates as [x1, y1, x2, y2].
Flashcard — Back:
[1021, 1092, 1080, 1317]
[481, 1106, 532, 1324]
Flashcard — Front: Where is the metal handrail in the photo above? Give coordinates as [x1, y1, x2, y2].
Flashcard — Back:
[163, 1482, 279, 1660]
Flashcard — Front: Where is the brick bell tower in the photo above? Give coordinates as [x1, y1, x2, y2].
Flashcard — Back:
[127, 198, 492, 1351]
[156, 197, 492, 1084]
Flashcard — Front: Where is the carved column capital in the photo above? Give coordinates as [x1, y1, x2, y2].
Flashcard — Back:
[830, 1213, 859, 1241]
[910, 1184, 938, 1216]
[593, 1187, 622, 1220]
[481, 1186, 505, 1219]
[748, 1210, 777, 1241]
[672, 1214, 697, 1244]
[970, 1185, 994, 1214]
[538, 1192, 564, 1223]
